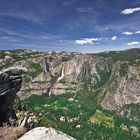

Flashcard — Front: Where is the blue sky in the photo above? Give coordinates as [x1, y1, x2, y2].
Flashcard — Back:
[0, 0, 140, 52]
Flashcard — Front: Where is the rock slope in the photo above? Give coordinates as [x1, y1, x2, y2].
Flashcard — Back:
[101, 61, 140, 111]
[18, 127, 75, 140]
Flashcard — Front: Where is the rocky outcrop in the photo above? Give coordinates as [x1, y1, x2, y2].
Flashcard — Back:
[101, 62, 140, 110]
[18, 127, 76, 140]
[16, 110, 41, 129]
[0, 67, 27, 125]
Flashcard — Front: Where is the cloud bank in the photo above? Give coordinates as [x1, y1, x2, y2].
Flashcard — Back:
[111, 36, 117, 40]
[127, 41, 139, 46]
[75, 38, 101, 45]
[135, 30, 140, 34]
[122, 31, 133, 35]
[121, 7, 140, 15]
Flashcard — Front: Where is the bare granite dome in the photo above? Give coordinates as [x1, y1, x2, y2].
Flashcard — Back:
[18, 127, 75, 140]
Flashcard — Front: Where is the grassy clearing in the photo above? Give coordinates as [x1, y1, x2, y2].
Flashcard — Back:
[90, 110, 114, 128]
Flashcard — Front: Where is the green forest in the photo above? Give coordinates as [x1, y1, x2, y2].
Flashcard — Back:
[24, 79, 140, 140]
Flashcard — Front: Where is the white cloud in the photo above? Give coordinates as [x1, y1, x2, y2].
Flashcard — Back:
[127, 41, 139, 46]
[111, 36, 117, 40]
[122, 30, 140, 35]
[135, 30, 140, 34]
[121, 7, 140, 15]
[122, 31, 133, 35]
[0, 36, 18, 42]
[75, 38, 101, 45]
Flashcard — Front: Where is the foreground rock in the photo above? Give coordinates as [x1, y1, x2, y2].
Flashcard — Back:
[0, 67, 27, 125]
[18, 127, 76, 140]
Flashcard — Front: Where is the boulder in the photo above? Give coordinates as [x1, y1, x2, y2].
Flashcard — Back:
[18, 127, 75, 140]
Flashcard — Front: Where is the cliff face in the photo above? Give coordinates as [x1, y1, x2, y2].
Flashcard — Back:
[13, 53, 113, 99]
[0, 67, 26, 125]
[101, 62, 140, 111]
[0, 49, 140, 115]
[40, 54, 113, 96]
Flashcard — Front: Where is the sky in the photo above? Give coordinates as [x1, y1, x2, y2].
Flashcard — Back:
[0, 0, 140, 53]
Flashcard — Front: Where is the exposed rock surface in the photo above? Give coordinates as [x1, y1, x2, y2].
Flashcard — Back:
[16, 54, 114, 99]
[0, 67, 27, 125]
[17, 109, 41, 129]
[101, 62, 140, 110]
[18, 127, 75, 140]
